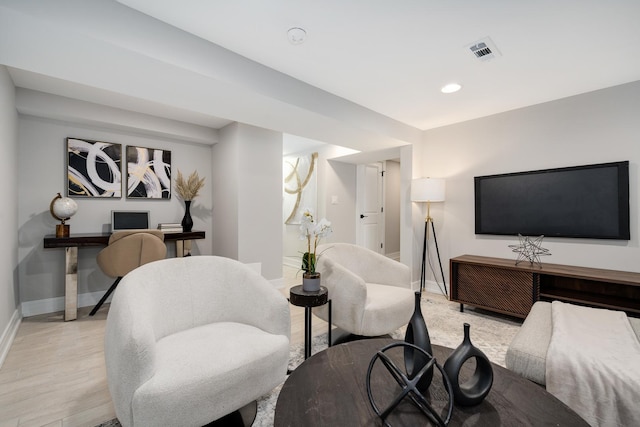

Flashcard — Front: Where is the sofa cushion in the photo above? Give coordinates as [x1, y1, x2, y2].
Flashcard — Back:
[505, 301, 551, 385]
[132, 322, 289, 427]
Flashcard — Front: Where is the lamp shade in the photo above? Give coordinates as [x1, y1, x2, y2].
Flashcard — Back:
[411, 178, 445, 202]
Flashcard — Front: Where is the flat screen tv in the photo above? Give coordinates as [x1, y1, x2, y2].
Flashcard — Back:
[474, 161, 630, 240]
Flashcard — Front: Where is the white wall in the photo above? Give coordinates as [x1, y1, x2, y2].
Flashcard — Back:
[283, 145, 358, 264]
[237, 125, 283, 280]
[384, 160, 401, 256]
[213, 123, 283, 280]
[414, 81, 640, 291]
[17, 115, 214, 312]
[212, 124, 240, 260]
[0, 66, 20, 364]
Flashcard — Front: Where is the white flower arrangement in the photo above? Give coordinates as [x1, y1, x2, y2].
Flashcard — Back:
[299, 208, 332, 274]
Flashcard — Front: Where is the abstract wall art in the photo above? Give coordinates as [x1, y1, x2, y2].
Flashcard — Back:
[67, 138, 122, 198]
[283, 152, 318, 224]
[126, 146, 171, 199]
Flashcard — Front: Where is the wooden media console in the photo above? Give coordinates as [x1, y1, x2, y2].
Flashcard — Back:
[450, 255, 640, 319]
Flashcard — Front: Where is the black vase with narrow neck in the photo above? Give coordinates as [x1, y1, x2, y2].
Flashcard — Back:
[404, 291, 434, 390]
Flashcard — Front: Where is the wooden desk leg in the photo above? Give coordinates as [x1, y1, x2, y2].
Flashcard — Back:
[64, 247, 78, 321]
[175, 240, 192, 257]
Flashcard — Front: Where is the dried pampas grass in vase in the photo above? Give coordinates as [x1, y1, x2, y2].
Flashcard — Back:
[175, 170, 205, 201]
[174, 170, 205, 232]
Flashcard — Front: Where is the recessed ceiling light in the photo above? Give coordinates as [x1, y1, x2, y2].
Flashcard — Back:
[287, 27, 307, 45]
[441, 83, 462, 94]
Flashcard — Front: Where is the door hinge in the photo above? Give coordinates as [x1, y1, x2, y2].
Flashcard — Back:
[381, 207, 383, 213]
[380, 243, 383, 249]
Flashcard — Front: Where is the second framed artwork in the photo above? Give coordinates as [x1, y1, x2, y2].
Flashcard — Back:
[126, 145, 172, 199]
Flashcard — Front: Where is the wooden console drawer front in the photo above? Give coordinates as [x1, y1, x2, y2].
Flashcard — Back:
[456, 264, 535, 318]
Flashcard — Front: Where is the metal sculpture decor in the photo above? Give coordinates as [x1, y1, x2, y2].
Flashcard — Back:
[366, 342, 454, 427]
[508, 234, 551, 267]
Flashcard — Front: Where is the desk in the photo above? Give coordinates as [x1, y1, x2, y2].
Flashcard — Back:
[43, 231, 205, 321]
[274, 338, 588, 426]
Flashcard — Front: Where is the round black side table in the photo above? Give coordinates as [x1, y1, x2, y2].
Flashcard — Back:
[289, 285, 332, 359]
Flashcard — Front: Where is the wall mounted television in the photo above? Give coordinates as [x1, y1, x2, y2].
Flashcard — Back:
[474, 161, 630, 240]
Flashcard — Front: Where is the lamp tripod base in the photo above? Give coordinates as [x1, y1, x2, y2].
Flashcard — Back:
[420, 218, 448, 297]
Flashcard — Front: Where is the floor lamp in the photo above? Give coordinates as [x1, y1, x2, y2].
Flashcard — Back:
[411, 178, 447, 297]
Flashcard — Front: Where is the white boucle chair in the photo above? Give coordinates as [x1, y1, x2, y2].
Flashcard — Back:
[104, 256, 291, 427]
[314, 243, 415, 337]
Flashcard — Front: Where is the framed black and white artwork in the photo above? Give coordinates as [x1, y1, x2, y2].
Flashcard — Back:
[67, 137, 122, 198]
[126, 145, 171, 199]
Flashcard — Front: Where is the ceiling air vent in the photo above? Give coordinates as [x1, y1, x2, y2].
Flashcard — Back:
[467, 37, 501, 62]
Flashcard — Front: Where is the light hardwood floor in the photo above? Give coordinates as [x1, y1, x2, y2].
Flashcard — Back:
[0, 265, 326, 427]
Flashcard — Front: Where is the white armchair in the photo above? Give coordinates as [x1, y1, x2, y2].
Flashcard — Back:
[314, 243, 415, 337]
[104, 256, 291, 427]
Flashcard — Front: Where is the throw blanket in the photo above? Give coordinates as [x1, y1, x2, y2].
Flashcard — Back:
[546, 301, 640, 426]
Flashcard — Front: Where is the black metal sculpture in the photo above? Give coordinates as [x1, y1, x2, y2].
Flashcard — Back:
[366, 342, 454, 427]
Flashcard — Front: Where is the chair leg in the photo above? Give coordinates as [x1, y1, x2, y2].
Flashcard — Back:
[89, 277, 122, 316]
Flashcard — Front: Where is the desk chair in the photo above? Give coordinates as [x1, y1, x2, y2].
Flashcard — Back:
[89, 229, 166, 316]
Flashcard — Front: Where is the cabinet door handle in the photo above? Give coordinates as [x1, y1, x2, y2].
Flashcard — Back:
[360, 214, 368, 219]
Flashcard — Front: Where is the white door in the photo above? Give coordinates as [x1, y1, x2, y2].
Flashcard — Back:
[356, 162, 384, 253]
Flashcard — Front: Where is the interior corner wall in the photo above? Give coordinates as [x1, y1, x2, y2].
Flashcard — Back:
[212, 124, 240, 260]
[0, 66, 19, 338]
[415, 81, 640, 288]
[17, 115, 214, 312]
[214, 122, 283, 280]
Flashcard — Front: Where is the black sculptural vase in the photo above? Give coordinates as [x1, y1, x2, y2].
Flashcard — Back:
[404, 291, 434, 391]
[442, 322, 493, 406]
[181, 200, 194, 232]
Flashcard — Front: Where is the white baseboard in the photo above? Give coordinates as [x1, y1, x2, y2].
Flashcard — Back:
[21, 290, 110, 318]
[412, 280, 449, 297]
[283, 256, 299, 269]
[270, 277, 285, 289]
[424, 279, 449, 297]
[0, 308, 22, 369]
[386, 251, 401, 261]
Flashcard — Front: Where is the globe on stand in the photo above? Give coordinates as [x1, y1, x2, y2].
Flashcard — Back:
[49, 193, 78, 237]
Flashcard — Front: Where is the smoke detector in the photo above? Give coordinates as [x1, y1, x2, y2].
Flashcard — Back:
[467, 37, 501, 61]
[287, 27, 307, 45]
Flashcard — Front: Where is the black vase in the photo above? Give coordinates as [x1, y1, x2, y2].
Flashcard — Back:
[181, 200, 193, 232]
[404, 291, 434, 391]
[443, 323, 493, 406]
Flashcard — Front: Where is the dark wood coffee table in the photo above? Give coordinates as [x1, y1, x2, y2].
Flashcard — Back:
[274, 338, 588, 426]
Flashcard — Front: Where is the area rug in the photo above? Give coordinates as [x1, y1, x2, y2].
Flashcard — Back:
[95, 294, 521, 427]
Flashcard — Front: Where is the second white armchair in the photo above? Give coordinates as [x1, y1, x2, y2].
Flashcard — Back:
[314, 243, 415, 337]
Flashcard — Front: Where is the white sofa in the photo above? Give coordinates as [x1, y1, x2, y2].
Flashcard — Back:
[314, 243, 415, 337]
[506, 301, 640, 385]
[104, 256, 291, 427]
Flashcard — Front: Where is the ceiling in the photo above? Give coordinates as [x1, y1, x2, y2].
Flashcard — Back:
[2, 0, 640, 153]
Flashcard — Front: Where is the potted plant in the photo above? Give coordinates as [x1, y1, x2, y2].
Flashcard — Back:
[299, 208, 332, 291]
